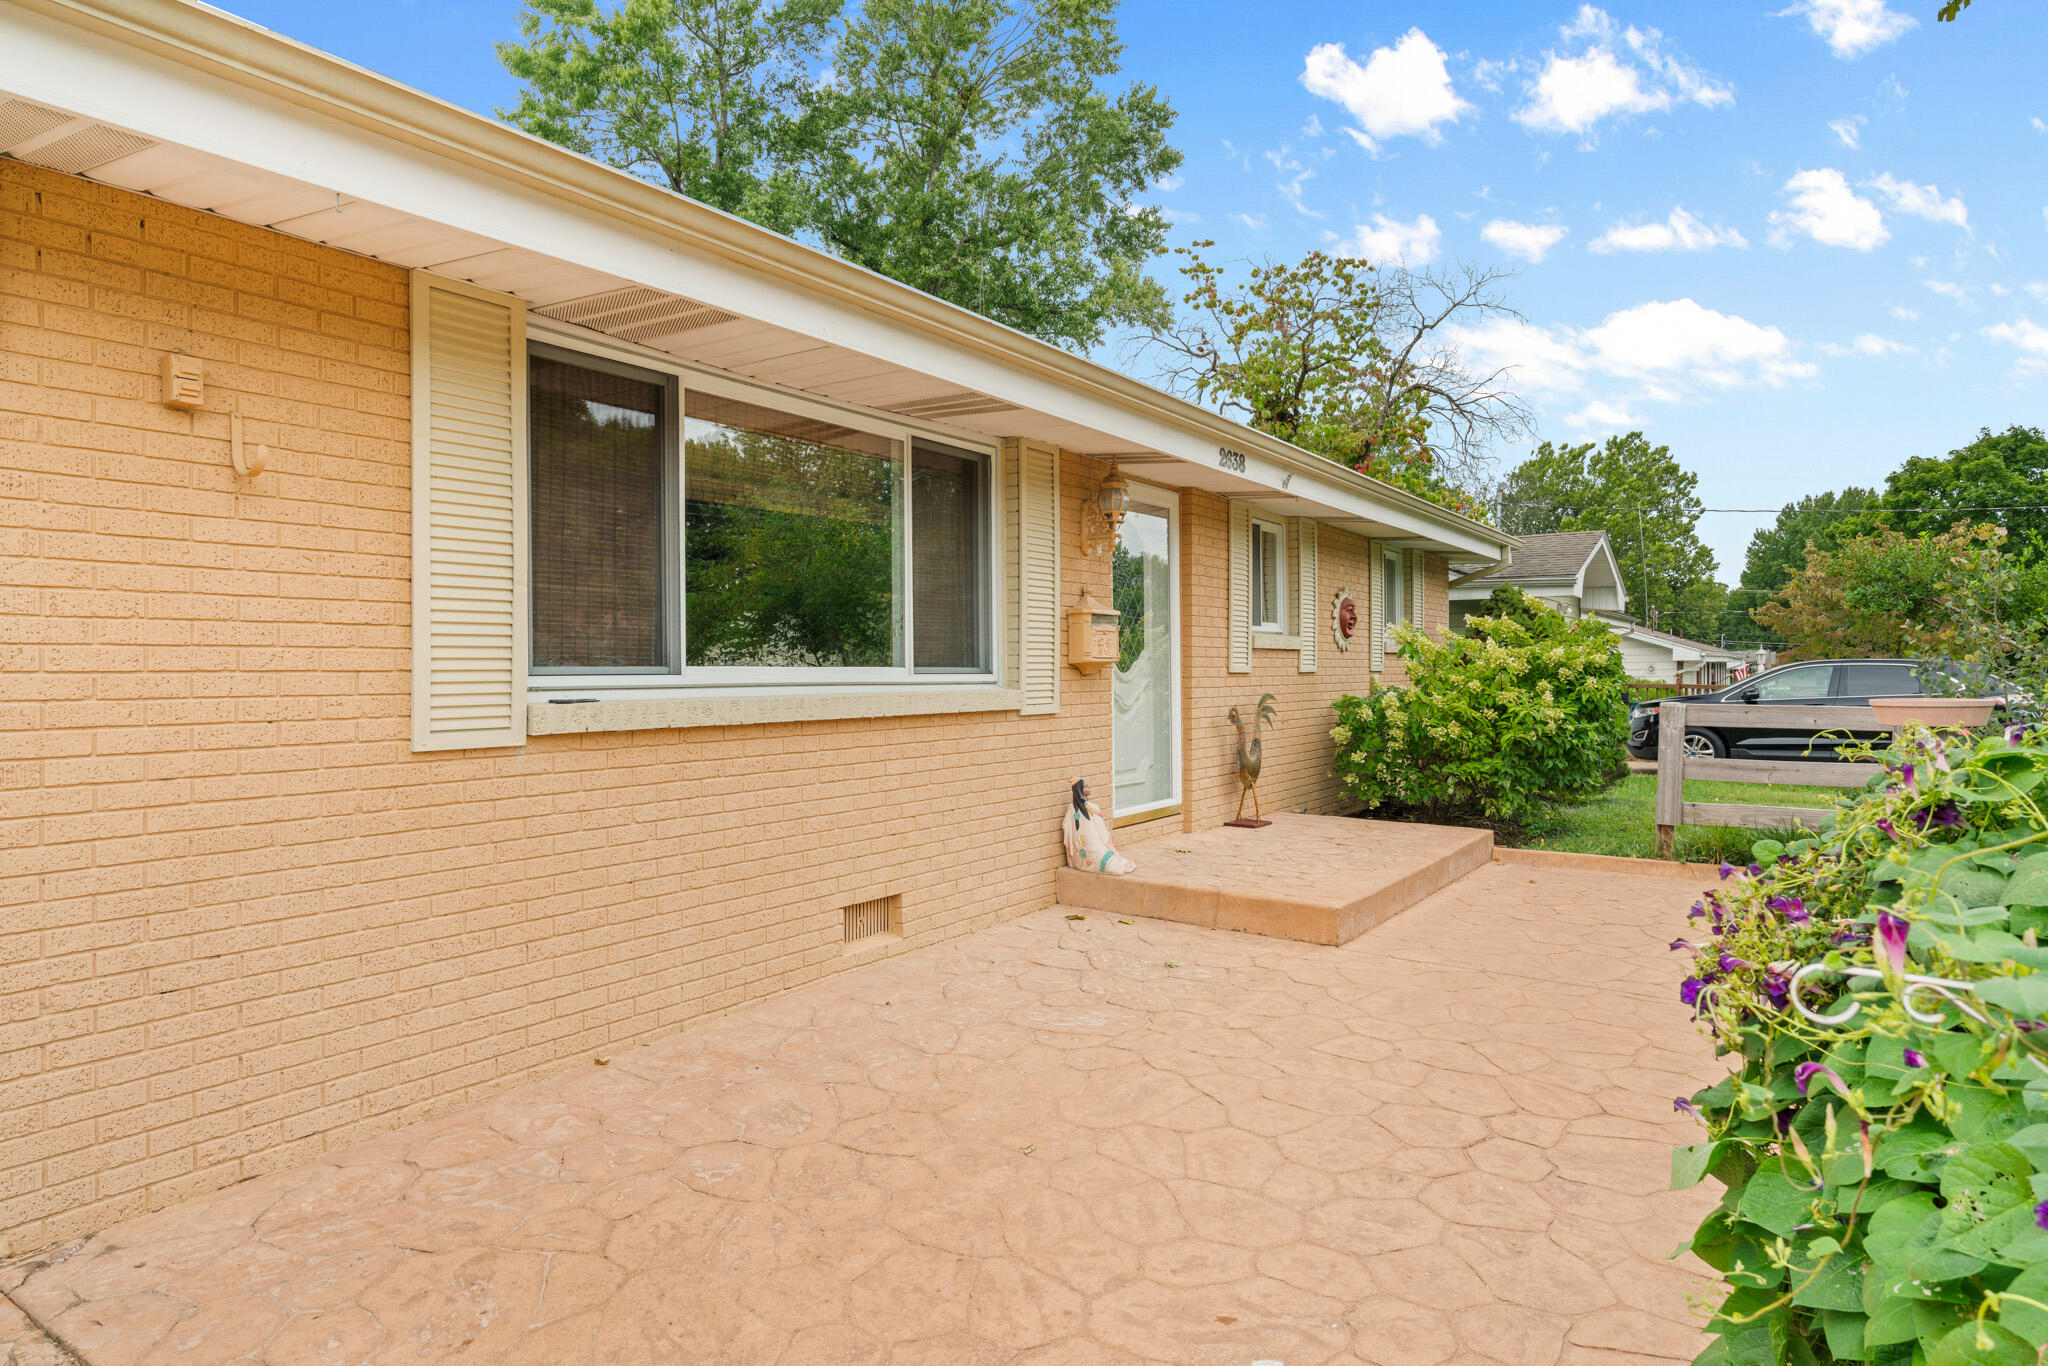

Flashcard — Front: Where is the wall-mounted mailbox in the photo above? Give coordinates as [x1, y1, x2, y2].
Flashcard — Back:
[1066, 589, 1121, 674]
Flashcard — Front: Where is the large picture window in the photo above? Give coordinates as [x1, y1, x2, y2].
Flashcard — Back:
[528, 339, 995, 687]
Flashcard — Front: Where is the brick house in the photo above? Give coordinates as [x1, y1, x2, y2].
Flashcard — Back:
[0, 0, 1517, 1250]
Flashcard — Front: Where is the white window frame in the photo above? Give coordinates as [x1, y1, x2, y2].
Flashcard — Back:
[524, 320, 1002, 696]
[1250, 515, 1287, 634]
[1383, 549, 1407, 629]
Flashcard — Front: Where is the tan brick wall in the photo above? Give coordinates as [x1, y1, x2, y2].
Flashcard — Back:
[0, 163, 1115, 1252]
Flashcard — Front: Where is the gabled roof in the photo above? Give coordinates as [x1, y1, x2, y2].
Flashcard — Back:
[1459, 531, 1611, 585]
[1591, 612, 1742, 662]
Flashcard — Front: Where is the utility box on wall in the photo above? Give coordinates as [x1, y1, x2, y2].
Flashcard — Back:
[1067, 589, 1120, 674]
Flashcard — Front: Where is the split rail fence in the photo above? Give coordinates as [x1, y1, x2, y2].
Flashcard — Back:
[1654, 701, 1888, 856]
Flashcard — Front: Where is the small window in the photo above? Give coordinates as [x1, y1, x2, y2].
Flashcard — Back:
[1839, 663, 1920, 699]
[1754, 665, 1835, 701]
[1383, 549, 1407, 628]
[1251, 517, 1286, 632]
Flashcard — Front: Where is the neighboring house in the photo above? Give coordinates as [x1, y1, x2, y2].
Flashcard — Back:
[1451, 531, 1740, 686]
[0, 1, 1516, 1248]
[1594, 614, 1744, 688]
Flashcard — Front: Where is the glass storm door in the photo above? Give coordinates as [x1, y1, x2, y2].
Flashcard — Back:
[1112, 489, 1179, 816]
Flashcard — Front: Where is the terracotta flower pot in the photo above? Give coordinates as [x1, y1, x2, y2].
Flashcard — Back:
[1868, 696, 1998, 727]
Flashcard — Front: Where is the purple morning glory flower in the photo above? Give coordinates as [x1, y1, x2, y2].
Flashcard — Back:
[1774, 1107, 1798, 1134]
[1687, 901, 1706, 921]
[1748, 863, 1764, 877]
[1903, 1049, 1926, 1068]
[2021, 1020, 2046, 1034]
[2037, 1200, 2048, 1232]
[1763, 969, 1791, 1009]
[1669, 938, 1695, 952]
[1876, 817, 1899, 841]
[1673, 1097, 1699, 1117]
[1899, 762, 1917, 791]
[1680, 978, 1704, 1006]
[1718, 862, 1735, 881]
[1795, 1062, 1850, 1098]
[2007, 724, 2032, 746]
[1718, 951, 1753, 973]
[1766, 894, 1809, 923]
[1876, 912, 1910, 976]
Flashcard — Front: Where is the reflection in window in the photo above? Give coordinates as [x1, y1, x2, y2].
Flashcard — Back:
[1756, 666, 1834, 701]
[530, 354, 667, 670]
[684, 391, 901, 668]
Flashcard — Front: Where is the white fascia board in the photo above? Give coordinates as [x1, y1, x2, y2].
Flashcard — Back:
[0, 1, 1510, 562]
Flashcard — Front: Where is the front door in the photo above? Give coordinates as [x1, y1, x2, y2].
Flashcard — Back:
[1112, 487, 1180, 818]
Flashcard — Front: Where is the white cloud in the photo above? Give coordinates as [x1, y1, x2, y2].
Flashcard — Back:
[1923, 279, 1971, 303]
[1782, 0, 1917, 59]
[1446, 298, 1815, 407]
[1301, 29, 1472, 152]
[1264, 146, 1321, 219]
[1828, 114, 1867, 147]
[1232, 212, 1268, 232]
[1158, 207, 1201, 225]
[2027, 282, 2048, 302]
[2033, 116, 2047, 134]
[1817, 333, 1916, 357]
[1513, 6, 1731, 138]
[1888, 305, 1920, 320]
[1480, 219, 1568, 263]
[1564, 401, 1639, 430]
[1584, 299, 1816, 387]
[1984, 319, 2048, 377]
[1590, 206, 1747, 254]
[1866, 173, 1969, 229]
[1338, 213, 1442, 265]
[1769, 168, 1889, 250]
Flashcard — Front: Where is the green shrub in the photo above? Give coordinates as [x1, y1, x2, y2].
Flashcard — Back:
[1329, 590, 1631, 827]
[1675, 725, 2048, 1364]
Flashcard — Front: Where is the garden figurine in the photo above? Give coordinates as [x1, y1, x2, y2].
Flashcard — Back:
[1063, 779, 1135, 875]
[1227, 694, 1279, 826]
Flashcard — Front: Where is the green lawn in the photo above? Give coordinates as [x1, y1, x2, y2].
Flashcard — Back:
[1509, 773, 1860, 863]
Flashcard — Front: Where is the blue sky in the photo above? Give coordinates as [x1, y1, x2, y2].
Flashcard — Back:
[214, 0, 2044, 578]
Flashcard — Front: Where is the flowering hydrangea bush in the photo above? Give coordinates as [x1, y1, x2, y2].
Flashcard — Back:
[1675, 725, 2048, 1364]
[1329, 592, 1630, 827]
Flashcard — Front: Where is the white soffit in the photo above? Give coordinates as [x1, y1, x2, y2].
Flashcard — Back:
[0, 30, 1505, 558]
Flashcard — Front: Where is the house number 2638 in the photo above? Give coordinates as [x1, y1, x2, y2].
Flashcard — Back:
[1217, 447, 1248, 473]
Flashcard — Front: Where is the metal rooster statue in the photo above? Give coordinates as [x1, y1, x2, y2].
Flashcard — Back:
[1226, 694, 1279, 827]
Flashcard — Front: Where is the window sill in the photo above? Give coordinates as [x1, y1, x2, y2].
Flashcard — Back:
[1252, 633, 1302, 652]
[526, 687, 1027, 735]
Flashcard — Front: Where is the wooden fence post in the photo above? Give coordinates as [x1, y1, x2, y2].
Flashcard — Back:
[1655, 701, 1686, 858]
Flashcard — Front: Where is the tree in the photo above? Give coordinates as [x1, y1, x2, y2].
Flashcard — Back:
[1719, 487, 1878, 647]
[1134, 246, 1529, 514]
[1753, 522, 2033, 661]
[809, 0, 1181, 349]
[1867, 425, 2048, 558]
[1497, 432, 1723, 640]
[497, 0, 838, 236]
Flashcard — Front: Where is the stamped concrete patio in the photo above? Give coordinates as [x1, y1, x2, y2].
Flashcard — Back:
[2, 860, 1721, 1366]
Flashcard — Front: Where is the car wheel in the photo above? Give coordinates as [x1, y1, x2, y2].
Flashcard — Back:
[1682, 731, 1725, 760]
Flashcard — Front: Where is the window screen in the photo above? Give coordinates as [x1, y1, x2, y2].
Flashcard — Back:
[529, 353, 668, 670]
[911, 443, 988, 671]
[1251, 520, 1284, 630]
[684, 391, 900, 668]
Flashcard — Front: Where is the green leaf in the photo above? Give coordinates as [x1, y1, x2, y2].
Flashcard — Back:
[2001, 866, 2048, 906]
[1791, 1249, 1866, 1311]
[1740, 1164, 1823, 1239]
[1927, 1321, 2033, 1366]
[1822, 1308, 1871, 1360]
[1879, 1126, 1963, 1182]
[1675, 1142, 1725, 1190]
[1905, 1209, 1991, 1284]
[1996, 1266, 2048, 1346]
[1978, 975, 2048, 1016]
[1866, 1191, 1941, 1267]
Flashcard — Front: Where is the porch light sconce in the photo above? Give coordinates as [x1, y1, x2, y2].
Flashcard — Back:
[1082, 460, 1131, 557]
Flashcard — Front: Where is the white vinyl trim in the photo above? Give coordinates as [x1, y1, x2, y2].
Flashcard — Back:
[1297, 520, 1319, 674]
[410, 270, 528, 751]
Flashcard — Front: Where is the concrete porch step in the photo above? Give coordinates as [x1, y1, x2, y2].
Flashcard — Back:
[1056, 812, 1494, 946]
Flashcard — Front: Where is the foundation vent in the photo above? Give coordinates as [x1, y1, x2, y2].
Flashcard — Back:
[842, 894, 900, 944]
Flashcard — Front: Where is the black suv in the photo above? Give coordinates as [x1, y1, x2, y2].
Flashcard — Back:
[1626, 658, 1962, 761]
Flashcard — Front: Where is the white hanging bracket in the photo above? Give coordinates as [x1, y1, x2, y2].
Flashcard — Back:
[229, 413, 269, 478]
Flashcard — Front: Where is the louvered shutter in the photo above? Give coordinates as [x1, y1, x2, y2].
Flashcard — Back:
[1297, 520, 1318, 674]
[1408, 550, 1427, 635]
[1013, 439, 1061, 715]
[409, 272, 528, 752]
[1227, 501, 1251, 674]
[1368, 544, 1385, 673]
